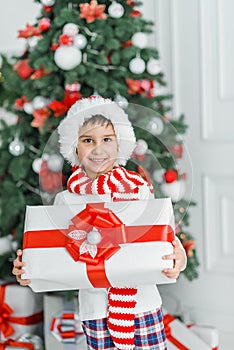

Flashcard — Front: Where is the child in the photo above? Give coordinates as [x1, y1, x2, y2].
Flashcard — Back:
[13, 96, 187, 350]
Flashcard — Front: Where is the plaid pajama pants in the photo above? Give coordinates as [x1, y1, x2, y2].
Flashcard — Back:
[82, 307, 167, 350]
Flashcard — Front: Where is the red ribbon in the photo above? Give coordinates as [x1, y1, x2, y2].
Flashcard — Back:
[23, 203, 174, 288]
[50, 312, 82, 341]
[0, 338, 34, 350]
[164, 314, 189, 350]
[0, 284, 43, 338]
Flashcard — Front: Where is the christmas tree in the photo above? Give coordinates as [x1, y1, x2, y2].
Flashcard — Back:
[0, 0, 199, 281]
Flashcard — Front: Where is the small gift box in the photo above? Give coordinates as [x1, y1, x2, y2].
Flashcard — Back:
[0, 283, 43, 341]
[44, 295, 86, 350]
[0, 339, 34, 349]
[188, 324, 219, 349]
[164, 313, 212, 350]
[22, 198, 176, 292]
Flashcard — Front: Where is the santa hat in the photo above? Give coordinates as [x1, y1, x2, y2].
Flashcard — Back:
[58, 96, 136, 166]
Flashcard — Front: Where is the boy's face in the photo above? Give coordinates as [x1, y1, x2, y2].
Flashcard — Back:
[77, 122, 118, 179]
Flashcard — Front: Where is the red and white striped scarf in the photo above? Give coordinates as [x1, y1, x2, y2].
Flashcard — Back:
[67, 166, 153, 349]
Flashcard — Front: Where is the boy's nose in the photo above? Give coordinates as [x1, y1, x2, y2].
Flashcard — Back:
[92, 143, 105, 154]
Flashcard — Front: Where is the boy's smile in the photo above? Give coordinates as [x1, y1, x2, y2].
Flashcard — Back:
[77, 122, 118, 179]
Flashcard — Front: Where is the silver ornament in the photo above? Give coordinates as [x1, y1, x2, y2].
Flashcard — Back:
[54, 46, 82, 70]
[63, 23, 79, 37]
[108, 1, 124, 18]
[33, 96, 47, 110]
[47, 154, 63, 172]
[146, 58, 161, 75]
[87, 230, 101, 245]
[23, 102, 34, 114]
[41, 0, 55, 6]
[9, 138, 25, 156]
[129, 57, 145, 74]
[131, 32, 148, 49]
[147, 117, 164, 135]
[32, 158, 43, 173]
[73, 34, 87, 49]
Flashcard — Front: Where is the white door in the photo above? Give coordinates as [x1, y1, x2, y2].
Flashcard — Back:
[143, 0, 234, 348]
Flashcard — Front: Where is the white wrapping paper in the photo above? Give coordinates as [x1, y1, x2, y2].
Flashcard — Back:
[0, 283, 43, 340]
[22, 198, 176, 292]
[188, 324, 219, 349]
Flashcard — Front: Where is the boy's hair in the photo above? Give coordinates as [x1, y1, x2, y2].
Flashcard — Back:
[83, 114, 112, 127]
[58, 96, 136, 166]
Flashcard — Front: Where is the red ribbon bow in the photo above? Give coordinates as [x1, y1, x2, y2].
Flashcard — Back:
[50, 312, 83, 342]
[0, 338, 34, 350]
[0, 284, 43, 339]
[65, 203, 122, 265]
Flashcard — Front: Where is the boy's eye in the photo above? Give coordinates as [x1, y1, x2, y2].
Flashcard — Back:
[103, 137, 111, 142]
[83, 138, 93, 143]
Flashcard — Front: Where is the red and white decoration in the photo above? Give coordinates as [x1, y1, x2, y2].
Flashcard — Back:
[22, 197, 176, 292]
[0, 283, 43, 340]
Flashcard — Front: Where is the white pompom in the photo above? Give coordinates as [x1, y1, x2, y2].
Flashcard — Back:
[54, 46, 82, 70]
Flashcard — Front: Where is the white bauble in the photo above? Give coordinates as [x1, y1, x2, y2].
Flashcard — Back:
[132, 32, 148, 49]
[54, 46, 82, 70]
[28, 36, 39, 50]
[41, 0, 55, 6]
[23, 102, 34, 114]
[129, 57, 145, 74]
[146, 58, 161, 75]
[33, 96, 47, 110]
[63, 23, 79, 37]
[147, 117, 164, 135]
[108, 1, 124, 18]
[161, 180, 186, 202]
[73, 34, 87, 49]
[47, 154, 63, 172]
[114, 94, 128, 109]
[153, 169, 165, 183]
[9, 138, 25, 156]
[0, 236, 12, 254]
[0, 108, 17, 127]
[134, 139, 148, 155]
[32, 158, 43, 173]
[87, 230, 101, 245]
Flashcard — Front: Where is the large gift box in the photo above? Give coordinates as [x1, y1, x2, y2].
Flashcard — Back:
[188, 324, 219, 349]
[0, 283, 43, 341]
[44, 294, 86, 350]
[22, 198, 176, 292]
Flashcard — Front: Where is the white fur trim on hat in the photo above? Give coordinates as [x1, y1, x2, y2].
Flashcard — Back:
[58, 96, 136, 166]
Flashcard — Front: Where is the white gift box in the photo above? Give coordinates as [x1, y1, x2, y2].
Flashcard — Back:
[188, 324, 219, 349]
[0, 283, 43, 341]
[22, 198, 176, 292]
[44, 294, 86, 350]
[164, 313, 211, 350]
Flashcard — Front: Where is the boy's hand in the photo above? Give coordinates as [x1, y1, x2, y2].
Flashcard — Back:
[12, 249, 31, 286]
[162, 240, 187, 279]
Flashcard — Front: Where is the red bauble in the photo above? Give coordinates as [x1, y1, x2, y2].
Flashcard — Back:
[13, 59, 34, 80]
[39, 160, 65, 194]
[164, 169, 178, 183]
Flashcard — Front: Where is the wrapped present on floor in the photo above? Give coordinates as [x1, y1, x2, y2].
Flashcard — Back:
[187, 324, 219, 349]
[0, 283, 43, 341]
[44, 294, 86, 350]
[163, 312, 212, 350]
[22, 198, 176, 292]
[0, 334, 44, 350]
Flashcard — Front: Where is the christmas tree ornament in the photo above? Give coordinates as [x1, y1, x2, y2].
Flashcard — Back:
[13, 59, 34, 80]
[23, 102, 34, 114]
[63, 23, 79, 37]
[27, 36, 40, 50]
[131, 32, 148, 49]
[129, 56, 145, 74]
[32, 158, 43, 173]
[38, 17, 51, 31]
[164, 169, 178, 183]
[8, 136, 25, 156]
[54, 46, 82, 70]
[47, 154, 64, 172]
[41, 0, 55, 6]
[33, 96, 48, 110]
[147, 116, 164, 135]
[73, 34, 87, 49]
[146, 58, 161, 75]
[0, 108, 18, 126]
[0, 235, 12, 255]
[79, 0, 107, 23]
[59, 34, 73, 46]
[153, 169, 164, 183]
[114, 94, 128, 108]
[65, 82, 81, 92]
[161, 180, 186, 202]
[134, 139, 148, 155]
[108, 1, 124, 18]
